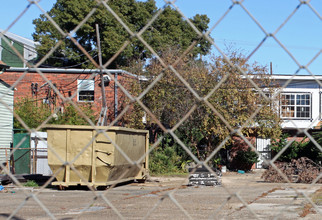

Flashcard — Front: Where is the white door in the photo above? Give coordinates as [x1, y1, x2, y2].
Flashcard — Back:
[256, 137, 271, 168]
[31, 132, 52, 175]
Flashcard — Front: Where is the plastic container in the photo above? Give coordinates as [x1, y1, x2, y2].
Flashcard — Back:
[45, 125, 149, 188]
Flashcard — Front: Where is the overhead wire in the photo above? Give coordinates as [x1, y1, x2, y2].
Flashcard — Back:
[0, 37, 98, 68]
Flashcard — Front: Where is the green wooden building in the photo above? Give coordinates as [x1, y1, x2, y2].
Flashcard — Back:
[0, 29, 38, 67]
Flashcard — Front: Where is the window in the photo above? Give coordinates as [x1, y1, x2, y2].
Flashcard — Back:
[280, 93, 311, 119]
[77, 79, 94, 102]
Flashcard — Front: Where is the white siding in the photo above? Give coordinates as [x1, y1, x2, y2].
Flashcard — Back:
[277, 79, 322, 129]
[0, 81, 14, 164]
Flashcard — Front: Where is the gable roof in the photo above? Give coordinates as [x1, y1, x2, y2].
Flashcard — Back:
[0, 79, 12, 89]
[0, 28, 39, 49]
[0, 60, 10, 70]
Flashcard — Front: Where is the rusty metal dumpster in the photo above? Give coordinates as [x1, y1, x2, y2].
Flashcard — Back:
[45, 125, 149, 188]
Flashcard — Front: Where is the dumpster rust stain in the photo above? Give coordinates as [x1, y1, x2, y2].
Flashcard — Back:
[123, 186, 187, 200]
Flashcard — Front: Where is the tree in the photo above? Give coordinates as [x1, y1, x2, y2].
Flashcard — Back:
[32, 0, 211, 68]
[14, 97, 96, 130]
[126, 47, 281, 163]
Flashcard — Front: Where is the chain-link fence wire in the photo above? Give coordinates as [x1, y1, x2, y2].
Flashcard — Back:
[0, 0, 321, 219]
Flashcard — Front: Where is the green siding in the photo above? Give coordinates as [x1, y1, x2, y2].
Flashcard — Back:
[1, 36, 24, 67]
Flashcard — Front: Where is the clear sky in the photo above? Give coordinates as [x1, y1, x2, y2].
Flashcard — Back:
[1, 0, 321, 75]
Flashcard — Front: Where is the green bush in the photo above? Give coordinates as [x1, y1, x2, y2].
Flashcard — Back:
[14, 98, 51, 129]
[149, 146, 184, 174]
[270, 133, 322, 163]
[149, 135, 188, 174]
[23, 180, 38, 187]
[230, 147, 259, 171]
[14, 98, 97, 129]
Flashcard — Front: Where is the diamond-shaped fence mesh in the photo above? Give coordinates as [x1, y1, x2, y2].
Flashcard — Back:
[0, 0, 321, 219]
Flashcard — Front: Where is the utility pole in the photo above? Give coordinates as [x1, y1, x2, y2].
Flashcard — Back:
[96, 24, 107, 126]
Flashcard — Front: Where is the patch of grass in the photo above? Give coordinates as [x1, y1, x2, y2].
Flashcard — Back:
[23, 180, 39, 187]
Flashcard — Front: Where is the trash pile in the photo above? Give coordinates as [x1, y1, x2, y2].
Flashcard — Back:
[188, 166, 222, 186]
[261, 157, 322, 184]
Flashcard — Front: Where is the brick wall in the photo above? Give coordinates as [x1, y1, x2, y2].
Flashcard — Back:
[0, 71, 137, 123]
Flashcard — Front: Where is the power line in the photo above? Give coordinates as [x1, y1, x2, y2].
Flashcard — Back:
[0, 42, 98, 68]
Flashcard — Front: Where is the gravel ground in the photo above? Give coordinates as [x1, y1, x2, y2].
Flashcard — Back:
[0, 170, 321, 219]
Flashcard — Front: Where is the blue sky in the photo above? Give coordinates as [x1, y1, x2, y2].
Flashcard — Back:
[1, 0, 321, 75]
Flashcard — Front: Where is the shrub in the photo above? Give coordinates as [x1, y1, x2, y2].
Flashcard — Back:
[149, 146, 184, 175]
[270, 133, 322, 163]
[23, 180, 38, 187]
[14, 98, 97, 129]
[230, 147, 259, 171]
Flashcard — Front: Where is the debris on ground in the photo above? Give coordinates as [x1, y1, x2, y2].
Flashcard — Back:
[188, 166, 222, 186]
[261, 157, 322, 183]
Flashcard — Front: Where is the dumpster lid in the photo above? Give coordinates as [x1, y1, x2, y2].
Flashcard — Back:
[44, 124, 148, 134]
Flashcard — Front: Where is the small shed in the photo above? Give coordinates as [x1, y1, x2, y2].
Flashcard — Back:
[0, 79, 14, 166]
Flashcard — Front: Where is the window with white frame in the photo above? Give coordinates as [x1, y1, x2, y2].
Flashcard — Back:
[280, 93, 311, 119]
[77, 79, 94, 102]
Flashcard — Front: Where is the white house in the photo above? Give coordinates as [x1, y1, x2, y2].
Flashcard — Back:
[273, 75, 322, 130]
[255, 74, 322, 168]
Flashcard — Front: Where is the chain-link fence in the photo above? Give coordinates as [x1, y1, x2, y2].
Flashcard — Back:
[0, 0, 321, 219]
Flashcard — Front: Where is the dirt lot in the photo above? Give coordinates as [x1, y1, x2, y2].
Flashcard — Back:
[0, 170, 321, 219]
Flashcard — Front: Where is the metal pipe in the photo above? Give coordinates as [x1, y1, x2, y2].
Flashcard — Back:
[6, 67, 151, 81]
[7, 67, 132, 76]
[96, 24, 107, 126]
[114, 72, 118, 121]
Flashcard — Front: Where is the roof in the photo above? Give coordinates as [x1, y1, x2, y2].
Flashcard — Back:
[0, 60, 10, 70]
[270, 74, 322, 81]
[0, 28, 39, 49]
[0, 79, 13, 89]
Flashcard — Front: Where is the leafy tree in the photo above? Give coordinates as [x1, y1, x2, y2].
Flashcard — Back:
[32, 0, 211, 68]
[14, 98, 96, 130]
[14, 98, 52, 130]
[126, 47, 281, 163]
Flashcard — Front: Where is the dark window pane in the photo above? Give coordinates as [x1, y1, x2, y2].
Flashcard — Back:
[79, 91, 94, 101]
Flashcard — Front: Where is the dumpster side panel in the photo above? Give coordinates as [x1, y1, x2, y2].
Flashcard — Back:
[68, 130, 94, 183]
[107, 131, 147, 181]
[94, 132, 115, 183]
[47, 129, 67, 182]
